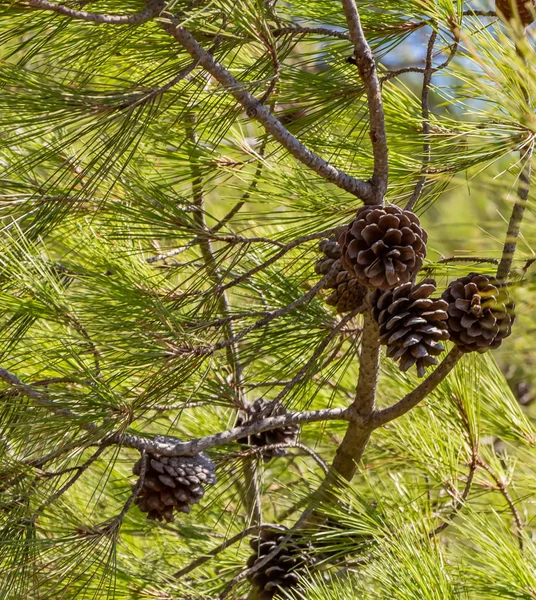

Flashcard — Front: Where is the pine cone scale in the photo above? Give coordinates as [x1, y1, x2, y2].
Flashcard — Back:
[373, 278, 449, 377]
[341, 205, 428, 291]
[442, 273, 515, 353]
[133, 452, 216, 522]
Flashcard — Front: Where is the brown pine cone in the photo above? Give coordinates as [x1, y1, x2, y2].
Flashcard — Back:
[237, 399, 298, 463]
[133, 453, 216, 522]
[496, 0, 535, 26]
[246, 529, 311, 600]
[340, 205, 428, 291]
[315, 236, 368, 314]
[441, 273, 515, 353]
[372, 279, 450, 378]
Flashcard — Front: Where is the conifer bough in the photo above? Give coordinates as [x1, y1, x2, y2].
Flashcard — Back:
[0, 1, 532, 598]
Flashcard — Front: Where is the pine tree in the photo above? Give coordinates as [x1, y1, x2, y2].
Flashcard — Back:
[0, 1, 536, 599]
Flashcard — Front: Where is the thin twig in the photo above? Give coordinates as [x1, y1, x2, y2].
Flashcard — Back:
[15, 0, 160, 23]
[34, 445, 107, 517]
[270, 309, 361, 406]
[173, 523, 286, 580]
[477, 458, 524, 552]
[496, 142, 534, 281]
[272, 25, 351, 40]
[228, 442, 330, 474]
[406, 30, 437, 211]
[429, 395, 479, 536]
[372, 347, 463, 428]
[218, 228, 336, 293]
[0, 367, 100, 433]
[437, 256, 500, 266]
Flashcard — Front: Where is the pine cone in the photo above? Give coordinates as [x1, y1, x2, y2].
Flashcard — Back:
[372, 279, 450, 378]
[237, 399, 298, 462]
[246, 529, 311, 600]
[496, 0, 535, 26]
[133, 453, 216, 522]
[442, 273, 515, 353]
[315, 236, 368, 314]
[340, 205, 428, 291]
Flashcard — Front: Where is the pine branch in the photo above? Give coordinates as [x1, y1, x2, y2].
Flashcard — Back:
[0, 365, 353, 457]
[120, 406, 354, 456]
[496, 142, 534, 281]
[11, 0, 160, 23]
[406, 29, 437, 211]
[342, 0, 387, 203]
[155, 8, 375, 202]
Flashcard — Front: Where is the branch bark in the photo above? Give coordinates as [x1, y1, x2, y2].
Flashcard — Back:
[341, 0, 388, 203]
[120, 406, 354, 456]
[328, 310, 379, 481]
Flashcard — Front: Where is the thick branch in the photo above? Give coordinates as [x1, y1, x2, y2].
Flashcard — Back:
[328, 310, 380, 481]
[341, 0, 388, 203]
[372, 347, 463, 428]
[156, 10, 375, 202]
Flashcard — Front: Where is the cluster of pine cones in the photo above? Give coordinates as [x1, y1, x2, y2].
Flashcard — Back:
[316, 204, 515, 377]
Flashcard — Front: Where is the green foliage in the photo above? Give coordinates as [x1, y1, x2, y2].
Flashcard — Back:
[0, 0, 535, 599]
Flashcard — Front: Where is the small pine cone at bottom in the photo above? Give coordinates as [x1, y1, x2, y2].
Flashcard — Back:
[315, 236, 367, 314]
[237, 399, 298, 462]
[441, 272, 515, 353]
[372, 278, 450, 378]
[246, 529, 313, 600]
[133, 453, 216, 522]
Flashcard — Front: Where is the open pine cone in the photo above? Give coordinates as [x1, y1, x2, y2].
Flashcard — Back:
[372, 279, 450, 377]
[133, 453, 216, 522]
[315, 236, 368, 314]
[237, 399, 298, 462]
[441, 273, 515, 353]
[340, 205, 428, 291]
[247, 529, 312, 600]
[496, 0, 536, 26]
